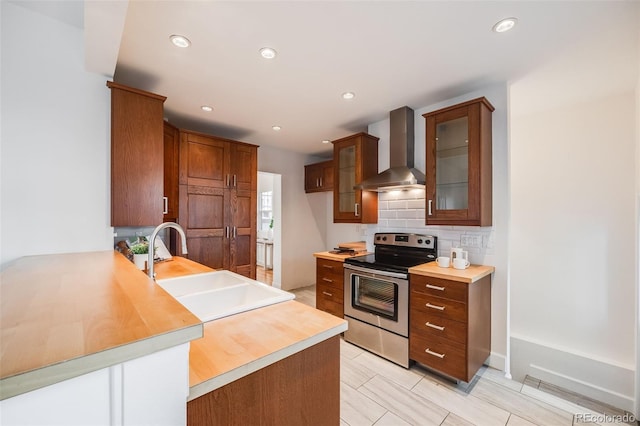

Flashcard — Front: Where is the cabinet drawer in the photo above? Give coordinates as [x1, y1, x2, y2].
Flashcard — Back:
[411, 292, 467, 322]
[316, 259, 344, 285]
[317, 283, 344, 305]
[410, 310, 467, 345]
[316, 296, 344, 318]
[317, 272, 343, 290]
[410, 334, 466, 381]
[410, 275, 467, 302]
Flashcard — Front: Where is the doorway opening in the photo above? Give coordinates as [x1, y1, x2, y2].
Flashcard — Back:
[256, 171, 282, 288]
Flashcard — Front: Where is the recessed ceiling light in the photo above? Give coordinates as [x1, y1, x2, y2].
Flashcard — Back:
[322, 140, 330, 144]
[342, 92, 355, 100]
[492, 17, 517, 33]
[170, 34, 191, 48]
[260, 47, 277, 59]
[201, 105, 213, 112]
[272, 125, 282, 131]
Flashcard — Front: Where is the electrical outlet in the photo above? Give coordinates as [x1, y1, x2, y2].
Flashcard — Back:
[461, 235, 482, 248]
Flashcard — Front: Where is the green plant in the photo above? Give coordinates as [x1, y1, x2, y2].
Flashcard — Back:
[269, 218, 274, 229]
[130, 242, 149, 255]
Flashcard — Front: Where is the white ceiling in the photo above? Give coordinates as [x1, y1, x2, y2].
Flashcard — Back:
[13, 0, 640, 156]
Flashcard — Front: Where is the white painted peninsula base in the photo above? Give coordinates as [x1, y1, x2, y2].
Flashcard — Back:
[1, 344, 190, 426]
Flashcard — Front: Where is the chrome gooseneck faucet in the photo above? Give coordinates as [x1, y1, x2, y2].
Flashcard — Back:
[148, 222, 188, 279]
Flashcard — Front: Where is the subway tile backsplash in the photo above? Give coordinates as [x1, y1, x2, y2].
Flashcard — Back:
[363, 189, 495, 262]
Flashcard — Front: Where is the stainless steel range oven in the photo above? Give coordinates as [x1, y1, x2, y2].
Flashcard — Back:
[343, 233, 436, 368]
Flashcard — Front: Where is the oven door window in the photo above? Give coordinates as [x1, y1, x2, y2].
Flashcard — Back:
[351, 275, 398, 321]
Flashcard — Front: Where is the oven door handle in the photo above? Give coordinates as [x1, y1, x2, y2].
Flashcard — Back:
[343, 264, 408, 280]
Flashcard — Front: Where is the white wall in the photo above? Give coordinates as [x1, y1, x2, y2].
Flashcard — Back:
[0, 3, 113, 269]
[258, 146, 326, 290]
[509, 20, 638, 410]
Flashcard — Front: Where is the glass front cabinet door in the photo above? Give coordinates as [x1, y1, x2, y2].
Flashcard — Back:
[332, 133, 379, 223]
[423, 97, 494, 226]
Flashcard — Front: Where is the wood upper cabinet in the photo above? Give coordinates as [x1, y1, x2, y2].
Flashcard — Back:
[163, 121, 179, 221]
[178, 130, 257, 278]
[332, 133, 379, 223]
[108, 81, 166, 227]
[423, 97, 494, 226]
[409, 274, 491, 382]
[304, 160, 334, 193]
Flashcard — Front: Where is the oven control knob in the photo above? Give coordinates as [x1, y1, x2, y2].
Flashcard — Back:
[425, 239, 431, 245]
[417, 239, 423, 244]
[382, 236, 387, 241]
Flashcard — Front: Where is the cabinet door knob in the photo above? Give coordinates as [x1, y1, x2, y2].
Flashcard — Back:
[322, 291, 333, 297]
[354, 203, 360, 217]
[233, 174, 237, 187]
[322, 265, 333, 270]
[428, 199, 433, 216]
[322, 278, 333, 283]
[163, 197, 168, 215]
[319, 177, 323, 187]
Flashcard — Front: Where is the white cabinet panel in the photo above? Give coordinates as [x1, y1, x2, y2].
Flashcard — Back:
[1, 369, 111, 426]
[123, 343, 190, 426]
[0, 344, 191, 426]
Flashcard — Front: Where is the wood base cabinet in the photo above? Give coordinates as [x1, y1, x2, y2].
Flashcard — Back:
[315, 258, 344, 318]
[187, 336, 340, 426]
[409, 274, 491, 382]
[178, 130, 257, 278]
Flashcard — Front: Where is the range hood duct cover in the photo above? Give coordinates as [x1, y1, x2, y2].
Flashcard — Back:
[355, 106, 425, 191]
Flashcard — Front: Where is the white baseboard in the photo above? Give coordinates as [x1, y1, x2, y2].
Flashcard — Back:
[487, 351, 506, 372]
[510, 335, 635, 414]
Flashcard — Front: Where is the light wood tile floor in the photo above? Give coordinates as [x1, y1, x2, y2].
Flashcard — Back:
[291, 284, 634, 426]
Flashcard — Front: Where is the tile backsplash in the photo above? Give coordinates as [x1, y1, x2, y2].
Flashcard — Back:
[362, 189, 495, 260]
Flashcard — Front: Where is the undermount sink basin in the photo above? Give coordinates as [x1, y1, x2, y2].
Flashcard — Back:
[156, 270, 295, 322]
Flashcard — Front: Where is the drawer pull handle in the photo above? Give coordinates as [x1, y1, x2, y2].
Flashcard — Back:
[426, 284, 445, 291]
[322, 278, 333, 283]
[426, 322, 445, 331]
[426, 303, 445, 311]
[322, 265, 334, 270]
[322, 291, 333, 297]
[425, 348, 445, 359]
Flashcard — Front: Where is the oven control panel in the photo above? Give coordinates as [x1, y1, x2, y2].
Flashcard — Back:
[374, 233, 436, 249]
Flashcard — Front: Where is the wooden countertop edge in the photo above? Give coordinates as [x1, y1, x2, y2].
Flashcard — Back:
[0, 323, 203, 401]
[188, 321, 347, 401]
[408, 264, 495, 283]
[313, 251, 371, 262]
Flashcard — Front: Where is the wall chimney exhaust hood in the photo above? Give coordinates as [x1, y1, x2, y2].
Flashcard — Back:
[355, 106, 425, 192]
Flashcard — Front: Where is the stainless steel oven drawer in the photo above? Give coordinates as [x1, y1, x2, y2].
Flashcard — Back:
[344, 316, 409, 368]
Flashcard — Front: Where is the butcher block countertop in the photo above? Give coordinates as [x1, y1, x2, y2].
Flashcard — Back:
[0, 251, 203, 400]
[313, 250, 371, 262]
[1, 252, 346, 402]
[154, 257, 347, 401]
[409, 262, 495, 283]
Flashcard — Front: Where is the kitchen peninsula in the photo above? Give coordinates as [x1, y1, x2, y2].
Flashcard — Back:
[0, 251, 346, 425]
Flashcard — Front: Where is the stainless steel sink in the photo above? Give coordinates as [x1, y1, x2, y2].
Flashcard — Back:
[156, 270, 295, 322]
